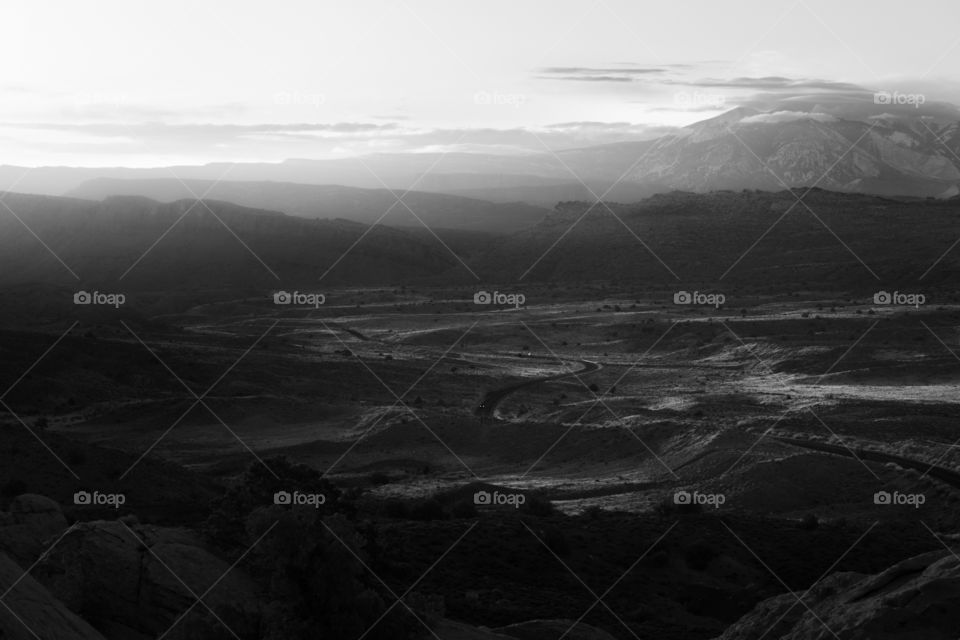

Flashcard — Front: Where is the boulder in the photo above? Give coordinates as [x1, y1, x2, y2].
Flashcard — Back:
[0, 551, 106, 640]
[0, 493, 68, 564]
[716, 549, 960, 639]
[35, 520, 260, 640]
[429, 619, 517, 639]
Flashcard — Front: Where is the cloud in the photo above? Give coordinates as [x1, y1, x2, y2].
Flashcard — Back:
[0, 119, 677, 165]
[536, 75, 635, 82]
[539, 66, 667, 75]
[739, 110, 838, 124]
[3, 121, 400, 138]
[537, 66, 667, 83]
[670, 77, 867, 92]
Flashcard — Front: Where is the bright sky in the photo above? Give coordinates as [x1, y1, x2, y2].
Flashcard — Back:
[3, 0, 960, 165]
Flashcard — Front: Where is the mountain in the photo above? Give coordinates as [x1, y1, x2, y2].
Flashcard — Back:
[618, 107, 960, 198]
[473, 189, 960, 291]
[8, 101, 960, 203]
[0, 193, 478, 297]
[66, 178, 548, 233]
[0, 153, 576, 199]
[4, 189, 959, 306]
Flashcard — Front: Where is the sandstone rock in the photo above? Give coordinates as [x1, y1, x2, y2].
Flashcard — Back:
[35, 520, 260, 640]
[716, 549, 960, 639]
[429, 618, 518, 639]
[0, 493, 68, 564]
[0, 551, 106, 640]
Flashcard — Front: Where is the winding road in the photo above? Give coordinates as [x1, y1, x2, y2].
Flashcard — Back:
[475, 359, 601, 418]
[773, 436, 960, 489]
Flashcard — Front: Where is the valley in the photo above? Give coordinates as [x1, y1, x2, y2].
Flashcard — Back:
[2, 187, 959, 639]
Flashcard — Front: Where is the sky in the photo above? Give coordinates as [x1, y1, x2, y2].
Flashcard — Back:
[3, 0, 960, 166]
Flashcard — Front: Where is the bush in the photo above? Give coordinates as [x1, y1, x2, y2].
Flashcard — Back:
[382, 500, 411, 519]
[542, 525, 570, 557]
[67, 448, 87, 467]
[654, 495, 702, 517]
[684, 541, 719, 571]
[0, 478, 26, 507]
[247, 512, 414, 640]
[798, 513, 819, 530]
[524, 495, 556, 517]
[583, 505, 604, 520]
[203, 456, 342, 550]
[409, 498, 447, 521]
[451, 500, 478, 519]
[368, 471, 391, 486]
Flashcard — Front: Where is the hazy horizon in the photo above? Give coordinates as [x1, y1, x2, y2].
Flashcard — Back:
[4, 0, 960, 167]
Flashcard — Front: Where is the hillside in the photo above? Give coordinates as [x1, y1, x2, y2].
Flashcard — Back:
[474, 189, 960, 292]
[67, 178, 548, 233]
[0, 193, 478, 294]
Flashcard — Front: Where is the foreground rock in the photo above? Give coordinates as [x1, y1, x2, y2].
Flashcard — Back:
[36, 520, 260, 640]
[0, 551, 106, 640]
[430, 619, 518, 639]
[0, 493, 68, 564]
[716, 550, 960, 639]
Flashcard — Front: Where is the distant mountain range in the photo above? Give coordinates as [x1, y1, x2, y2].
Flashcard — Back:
[0, 193, 477, 295]
[475, 189, 960, 288]
[67, 179, 548, 234]
[623, 106, 960, 198]
[5, 101, 960, 205]
[2, 189, 958, 323]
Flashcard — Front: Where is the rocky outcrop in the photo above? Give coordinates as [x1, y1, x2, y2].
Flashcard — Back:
[0, 493, 69, 564]
[430, 619, 518, 639]
[0, 551, 106, 640]
[35, 520, 260, 640]
[716, 550, 960, 639]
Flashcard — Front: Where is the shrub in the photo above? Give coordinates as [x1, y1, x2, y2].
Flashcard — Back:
[451, 500, 478, 519]
[409, 498, 447, 521]
[684, 541, 719, 571]
[368, 471, 391, 486]
[542, 525, 570, 557]
[524, 495, 556, 517]
[382, 500, 411, 519]
[0, 478, 26, 507]
[583, 505, 604, 520]
[203, 456, 342, 550]
[654, 495, 702, 517]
